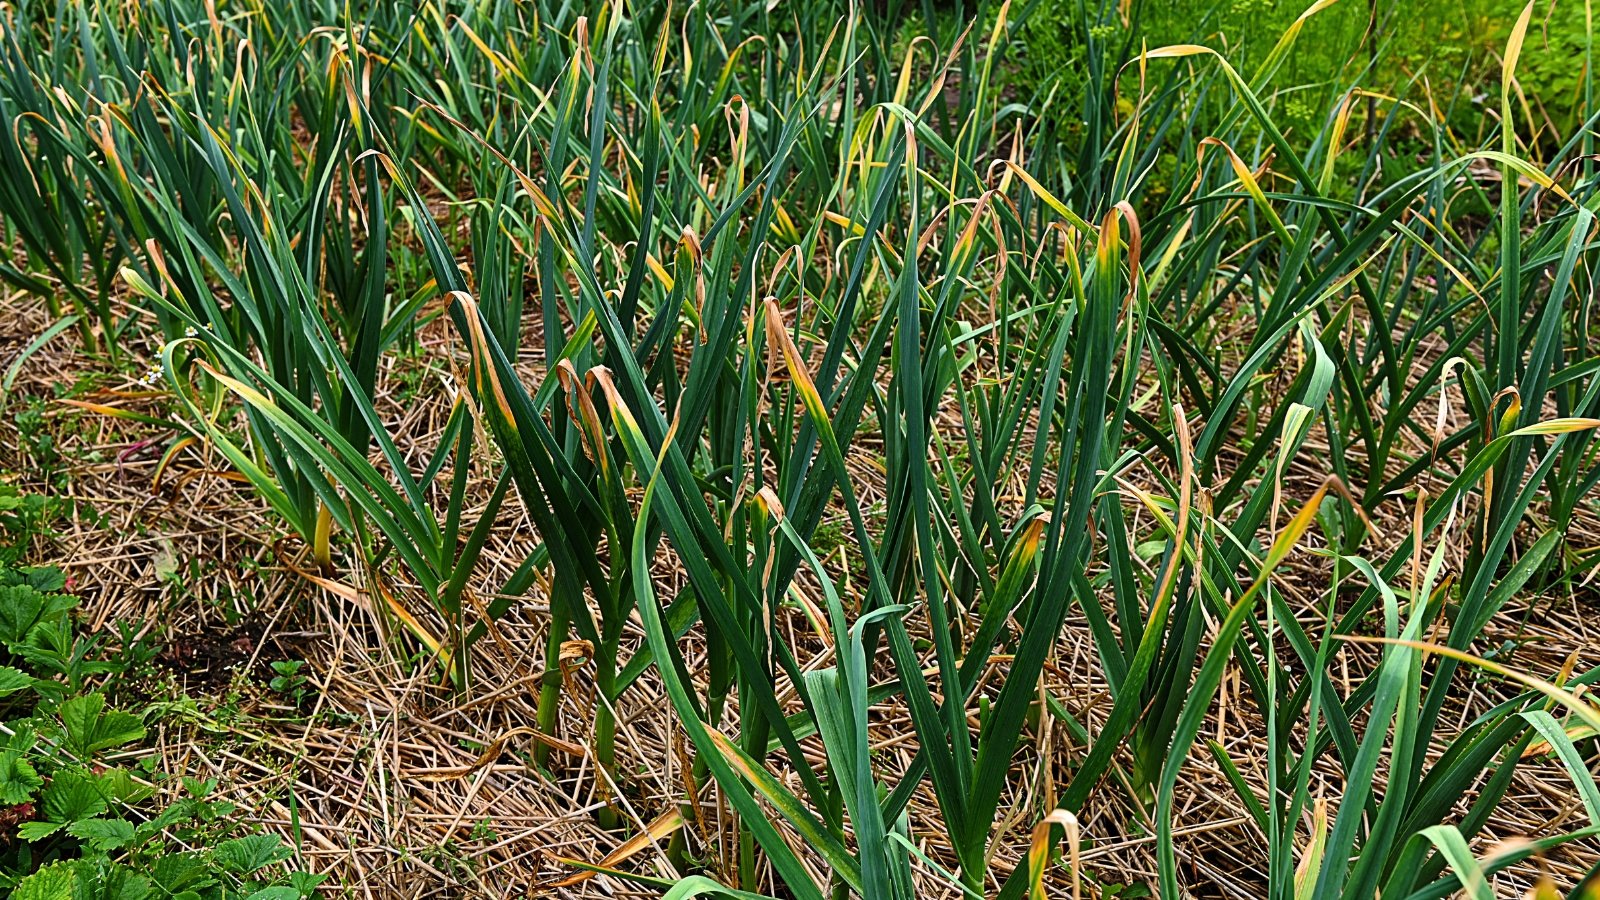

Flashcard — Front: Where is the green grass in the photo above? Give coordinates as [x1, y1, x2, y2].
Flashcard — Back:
[0, 0, 1598, 896]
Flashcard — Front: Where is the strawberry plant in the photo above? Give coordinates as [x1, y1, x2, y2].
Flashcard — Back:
[0, 566, 318, 899]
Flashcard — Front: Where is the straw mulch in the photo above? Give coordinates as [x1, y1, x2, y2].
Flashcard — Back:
[1, 291, 1596, 898]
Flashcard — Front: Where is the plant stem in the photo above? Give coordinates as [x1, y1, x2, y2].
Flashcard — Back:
[533, 598, 571, 770]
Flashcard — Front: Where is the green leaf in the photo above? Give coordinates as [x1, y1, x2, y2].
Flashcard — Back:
[12, 860, 76, 900]
[0, 749, 43, 804]
[17, 819, 65, 840]
[215, 833, 293, 874]
[150, 853, 216, 894]
[99, 866, 153, 900]
[66, 817, 136, 851]
[4, 723, 36, 752]
[244, 889, 301, 900]
[1414, 825, 1494, 900]
[1521, 710, 1600, 827]
[0, 584, 47, 644]
[39, 769, 108, 825]
[95, 768, 154, 806]
[57, 693, 146, 757]
[658, 875, 776, 899]
[0, 665, 34, 695]
[12, 567, 65, 594]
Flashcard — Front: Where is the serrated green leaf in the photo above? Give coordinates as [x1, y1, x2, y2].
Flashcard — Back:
[99, 865, 153, 900]
[0, 748, 43, 804]
[17, 819, 64, 840]
[0, 584, 46, 644]
[0, 665, 33, 695]
[150, 852, 216, 894]
[244, 888, 300, 900]
[39, 770, 108, 825]
[66, 817, 135, 851]
[4, 723, 37, 752]
[57, 693, 146, 757]
[15, 568, 66, 593]
[215, 833, 293, 874]
[12, 860, 77, 900]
